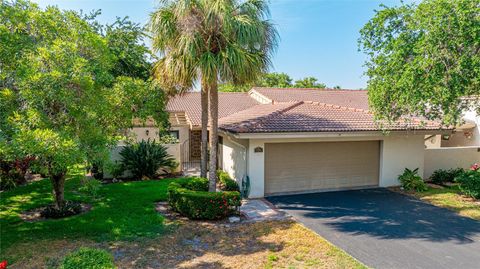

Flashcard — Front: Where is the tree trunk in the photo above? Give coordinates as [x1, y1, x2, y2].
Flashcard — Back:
[200, 80, 209, 178]
[50, 172, 66, 209]
[208, 80, 219, 192]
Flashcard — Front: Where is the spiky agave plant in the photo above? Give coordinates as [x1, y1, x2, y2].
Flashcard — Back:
[119, 139, 177, 179]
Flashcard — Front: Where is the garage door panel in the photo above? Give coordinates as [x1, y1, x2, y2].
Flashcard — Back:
[265, 141, 380, 195]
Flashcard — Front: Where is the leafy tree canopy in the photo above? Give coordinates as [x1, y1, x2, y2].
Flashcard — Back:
[359, 0, 480, 126]
[219, 72, 330, 92]
[0, 0, 167, 207]
[293, 77, 326, 88]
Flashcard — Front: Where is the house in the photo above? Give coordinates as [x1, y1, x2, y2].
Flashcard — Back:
[423, 105, 480, 178]
[161, 87, 466, 198]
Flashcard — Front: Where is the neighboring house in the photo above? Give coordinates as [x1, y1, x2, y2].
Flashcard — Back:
[424, 107, 480, 178]
[160, 87, 462, 198]
[425, 108, 479, 148]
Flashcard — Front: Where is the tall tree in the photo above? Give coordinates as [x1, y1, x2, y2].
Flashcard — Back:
[259, 72, 293, 88]
[359, 0, 480, 126]
[293, 77, 326, 88]
[0, 1, 168, 209]
[219, 72, 331, 92]
[150, 0, 278, 190]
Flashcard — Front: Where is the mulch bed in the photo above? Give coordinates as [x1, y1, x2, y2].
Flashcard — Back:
[20, 203, 92, 222]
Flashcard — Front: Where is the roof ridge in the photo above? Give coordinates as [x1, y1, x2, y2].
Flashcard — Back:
[252, 87, 368, 92]
[303, 101, 371, 114]
[242, 101, 303, 131]
[221, 101, 303, 132]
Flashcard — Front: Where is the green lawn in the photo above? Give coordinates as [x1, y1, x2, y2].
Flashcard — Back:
[1, 171, 177, 258]
[413, 185, 480, 221]
[1, 173, 366, 269]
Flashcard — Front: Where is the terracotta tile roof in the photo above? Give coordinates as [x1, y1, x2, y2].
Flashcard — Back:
[220, 102, 443, 133]
[166, 88, 446, 133]
[166, 92, 259, 125]
[252, 87, 370, 110]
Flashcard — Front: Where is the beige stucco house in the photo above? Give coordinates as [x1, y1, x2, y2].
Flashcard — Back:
[150, 87, 474, 198]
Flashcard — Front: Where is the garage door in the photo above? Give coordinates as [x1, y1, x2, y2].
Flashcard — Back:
[264, 141, 380, 196]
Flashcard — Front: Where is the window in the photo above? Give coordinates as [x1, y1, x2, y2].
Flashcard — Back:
[169, 130, 180, 139]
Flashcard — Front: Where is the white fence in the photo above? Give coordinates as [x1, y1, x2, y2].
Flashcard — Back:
[104, 143, 181, 178]
[424, 146, 480, 179]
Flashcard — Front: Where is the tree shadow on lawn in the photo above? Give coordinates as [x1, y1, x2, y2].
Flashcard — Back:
[0, 178, 178, 253]
[268, 188, 480, 244]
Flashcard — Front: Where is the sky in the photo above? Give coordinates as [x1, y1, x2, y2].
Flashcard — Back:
[33, 0, 409, 89]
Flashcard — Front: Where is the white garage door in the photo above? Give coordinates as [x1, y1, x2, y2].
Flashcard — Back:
[264, 141, 380, 196]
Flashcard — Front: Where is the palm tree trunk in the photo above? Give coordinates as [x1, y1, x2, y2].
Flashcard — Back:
[200, 81, 209, 178]
[208, 80, 218, 192]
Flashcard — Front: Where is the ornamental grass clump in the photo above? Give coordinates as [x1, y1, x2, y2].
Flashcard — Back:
[168, 178, 241, 220]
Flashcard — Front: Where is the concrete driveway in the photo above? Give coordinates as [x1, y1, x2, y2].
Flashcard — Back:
[267, 188, 480, 269]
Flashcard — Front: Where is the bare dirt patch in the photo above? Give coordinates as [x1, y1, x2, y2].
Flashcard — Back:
[19, 203, 92, 222]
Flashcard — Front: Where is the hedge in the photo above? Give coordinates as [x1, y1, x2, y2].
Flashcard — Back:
[168, 179, 241, 220]
[217, 170, 240, 191]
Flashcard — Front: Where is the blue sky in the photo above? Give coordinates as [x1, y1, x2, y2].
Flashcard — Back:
[34, 0, 408, 89]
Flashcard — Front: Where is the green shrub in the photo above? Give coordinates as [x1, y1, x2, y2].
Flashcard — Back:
[168, 179, 241, 220]
[79, 178, 102, 198]
[61, 247, 115, 269]
[217, 170, 239, 191]
[398, 168, 427, 192]
[106, 162, 124, 179]
[185, 176, 209, 191]
[455, 169, 480, 199]
[0, 176, 17, 191]
[41, 201, 82, 219]
[119, 139, 177, 179]
[430, 168, 464, 185]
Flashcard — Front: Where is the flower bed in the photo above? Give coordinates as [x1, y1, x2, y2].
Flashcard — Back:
[168, 178, 241, 220]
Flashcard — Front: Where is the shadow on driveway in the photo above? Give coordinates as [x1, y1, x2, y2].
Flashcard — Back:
[268, 188, 480, 269]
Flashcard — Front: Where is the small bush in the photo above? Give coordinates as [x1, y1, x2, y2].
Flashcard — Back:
[455, 164, 480, 199]
[185, 176, 209, 191]
[41, 201, 82, 219]
[217, 170, 239, 191]
[168, 179, 241, 220]
[119, 139, 177, 179]
[106, 162, 124, 179]
[430, 168, 464, 185]
[79, 178, 102, 198]
[398, 168, 427, 192]
[61, 247, 115, 269]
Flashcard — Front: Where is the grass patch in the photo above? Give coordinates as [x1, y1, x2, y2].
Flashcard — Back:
[2, 174, 365, 268]
[413, 185, 480, 221]
[5, 221, 366, 269]
[1, 170, 179, 262]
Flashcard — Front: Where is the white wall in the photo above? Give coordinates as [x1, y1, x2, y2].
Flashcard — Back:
[246, 134, 427, 198]
[220, 134, 248, 186]
[424, 147, 480, 179]
[379, 135, 425, 187]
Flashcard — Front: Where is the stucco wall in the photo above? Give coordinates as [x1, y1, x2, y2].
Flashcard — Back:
[246, 134, 426, 198]
[424, 147, 480, 179]
[220, 134, 248, 185]
[379, 135, 425, 187]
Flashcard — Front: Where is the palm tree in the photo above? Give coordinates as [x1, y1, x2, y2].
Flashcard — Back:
[149, 0, 278, 191]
